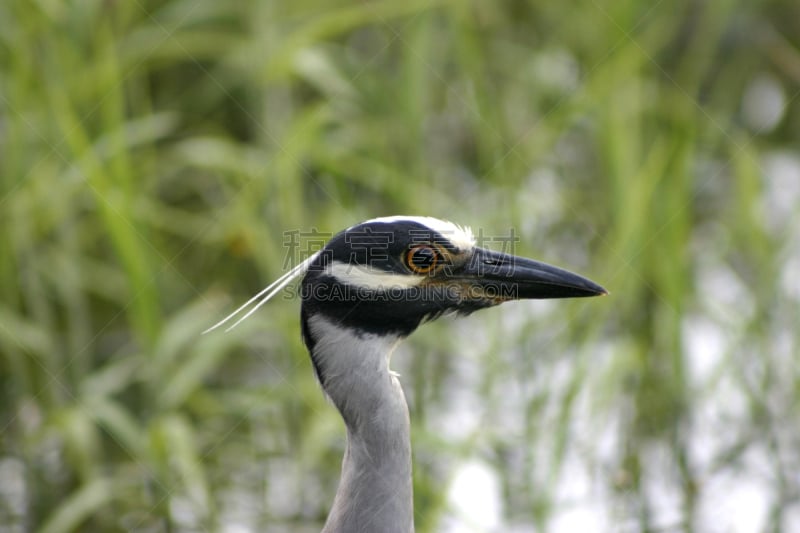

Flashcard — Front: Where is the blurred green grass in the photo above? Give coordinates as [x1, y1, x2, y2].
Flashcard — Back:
[1, 0, 799, 531]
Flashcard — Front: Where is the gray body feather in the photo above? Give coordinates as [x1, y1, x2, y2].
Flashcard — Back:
[308, 315, 414, 533]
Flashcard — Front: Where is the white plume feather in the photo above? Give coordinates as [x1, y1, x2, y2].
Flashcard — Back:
[203, 251, 320, 333]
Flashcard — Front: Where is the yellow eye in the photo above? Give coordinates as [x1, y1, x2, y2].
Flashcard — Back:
[405, 245, 440, 274]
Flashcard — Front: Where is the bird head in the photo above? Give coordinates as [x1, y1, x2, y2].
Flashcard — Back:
[204, 215, 606, 392]
[299, 216, 606, 345]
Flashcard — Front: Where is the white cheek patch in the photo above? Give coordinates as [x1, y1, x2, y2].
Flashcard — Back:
[326, 261, 425, 290]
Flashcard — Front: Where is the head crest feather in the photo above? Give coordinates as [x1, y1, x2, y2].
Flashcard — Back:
[203, 251, 320, 333]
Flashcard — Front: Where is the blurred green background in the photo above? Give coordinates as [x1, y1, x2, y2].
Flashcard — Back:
[1, 0, 799, 532]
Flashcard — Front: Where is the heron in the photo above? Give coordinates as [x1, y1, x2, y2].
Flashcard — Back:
[205, 216, 606, 532]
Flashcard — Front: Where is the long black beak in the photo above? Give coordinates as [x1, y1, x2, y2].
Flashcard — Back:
[461, 247, 607, 299]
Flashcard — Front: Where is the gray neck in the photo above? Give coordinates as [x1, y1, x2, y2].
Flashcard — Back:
[307, 315, 414, 533]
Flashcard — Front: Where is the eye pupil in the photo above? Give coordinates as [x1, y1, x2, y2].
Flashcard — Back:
[412, 247, 435, 268]
[406, 245, 439, 273]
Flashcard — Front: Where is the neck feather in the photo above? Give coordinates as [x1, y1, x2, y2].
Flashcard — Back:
[306, 315, 414, 533]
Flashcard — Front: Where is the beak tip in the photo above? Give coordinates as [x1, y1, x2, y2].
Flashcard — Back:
[575, 280, 607, 298]
[592, 285, 609, 297]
